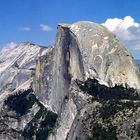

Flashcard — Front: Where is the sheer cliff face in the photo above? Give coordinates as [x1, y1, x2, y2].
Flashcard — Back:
[34, 47, 53, 102]
[48, 25, 84, 113]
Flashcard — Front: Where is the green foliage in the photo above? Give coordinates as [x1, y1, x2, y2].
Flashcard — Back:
[76, 78, 139, 101]
[36, 111, 58, 140]
[137, 123, 140, 137]
[76, 78, 140, 120]
[77, 78, 140, 139]
[4, 88, 58, 140]
[90, 123, 117, 140]
[100, 100, 139, 120]
[4, 88, 36, 116]
[22, 108, 58, 140]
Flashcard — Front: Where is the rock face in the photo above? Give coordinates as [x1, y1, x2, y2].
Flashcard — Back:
[0, 42, 57, 139]
[0, 21, 140, 140]
[0, 42, 47, 93]
[70, 22, 140, 88]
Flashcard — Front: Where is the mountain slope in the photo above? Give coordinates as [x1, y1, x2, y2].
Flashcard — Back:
[0, 21, 140, 140]
[0, 42, 56, 139]
[0, 42, 48, 93]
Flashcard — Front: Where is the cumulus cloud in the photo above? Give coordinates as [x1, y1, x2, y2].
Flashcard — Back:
[40, 24, 53, 32]
[1, 42, 17, 52]
[19, 27, 31, 32]
[102, 16, 140, 51]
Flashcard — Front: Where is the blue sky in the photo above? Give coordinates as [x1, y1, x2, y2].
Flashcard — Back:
[0, 0, 140, 58]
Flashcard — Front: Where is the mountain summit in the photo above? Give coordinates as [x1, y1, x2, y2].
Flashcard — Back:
[0, 21, 140, 140]
[64, 21, 140, 88]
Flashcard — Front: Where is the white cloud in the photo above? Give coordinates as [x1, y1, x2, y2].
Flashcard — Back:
[1, 42, 17, 52]
[40, 24, 53, 32]
[19, 27, 31, 32]
[103, 16, 139, 32]
[102, 16, 140, 51]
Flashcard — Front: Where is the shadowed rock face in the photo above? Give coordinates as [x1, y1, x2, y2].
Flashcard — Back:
[48, 25, 85, 113]
[0, 21, 140, 140]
